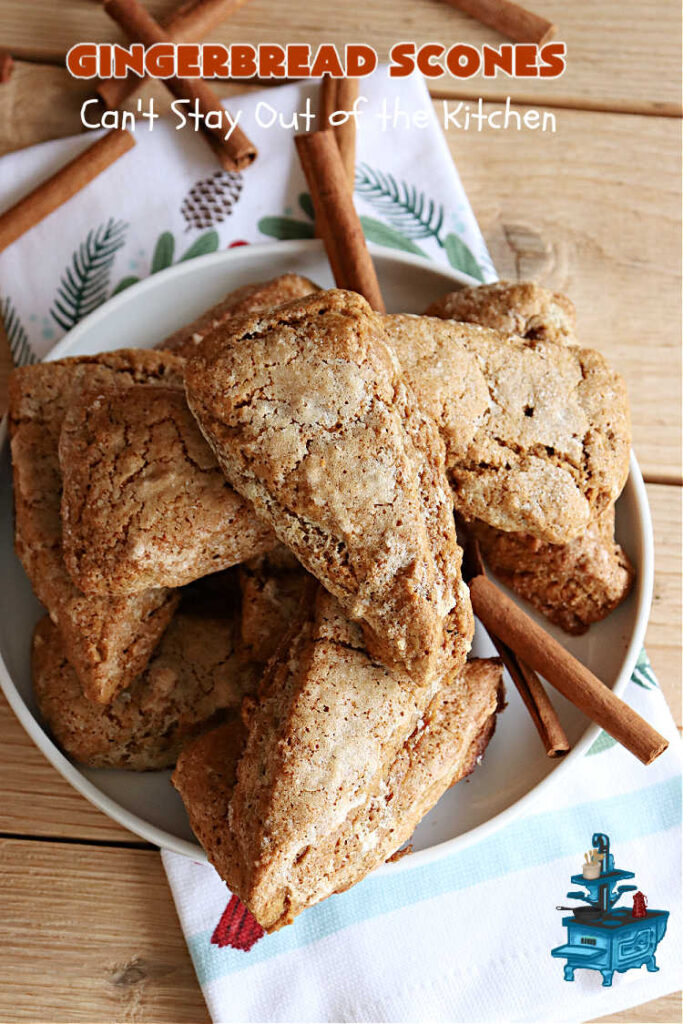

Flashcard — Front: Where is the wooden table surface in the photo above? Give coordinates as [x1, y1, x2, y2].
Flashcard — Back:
[0, 2, 680, 1021]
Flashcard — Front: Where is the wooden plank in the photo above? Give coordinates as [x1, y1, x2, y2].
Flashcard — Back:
[449, 103, 682, 482]
[0, 483, 678, 847]
[0, 695, 140, 843]
[592, 993, 682, 1024]
[0, 837, 209, 1023]
[0, 0, 680, 114]
[645, 484, 682, 723]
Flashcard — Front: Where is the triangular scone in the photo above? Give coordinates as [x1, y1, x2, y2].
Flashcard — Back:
[59, 384, 275, 595]
[158, 273, 320, 359]
[9, 351, 184, 703]
[33, 577, 251, 769]
[424, 281, 576, 345]
[228, 589, 501, 930]
[383, 315, 630, 544]
[185, 289, 473, 682]
[473, 505, 634, 635]
[174, 588, 503, 931]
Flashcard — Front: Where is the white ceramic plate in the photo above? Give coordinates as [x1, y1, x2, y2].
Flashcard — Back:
[0, 240, 653, 870]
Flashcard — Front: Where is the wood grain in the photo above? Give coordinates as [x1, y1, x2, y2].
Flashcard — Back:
[0, 837, 209, 1022]
[0, 0, 680, 114]
[592, 993, 682, 1024]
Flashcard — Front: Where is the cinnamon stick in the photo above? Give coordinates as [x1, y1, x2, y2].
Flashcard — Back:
[0, 129, 134, 254]
[0, 49, 13, 84]
[102, 0, 256, 171]
[320, 77, 359, 191]
[442, 0, 556, 44]
[295, 130, 384, 313]
[97, 0, 249, 109]
[468, 573, 668, 765]
[493, 637, 570, 757]
[460, 522, 568, 757]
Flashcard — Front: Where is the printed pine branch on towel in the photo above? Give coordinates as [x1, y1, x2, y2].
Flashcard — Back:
[1, 296, 36, 367]
[354, 165, 445, 241]
[50, 219, 128, 332]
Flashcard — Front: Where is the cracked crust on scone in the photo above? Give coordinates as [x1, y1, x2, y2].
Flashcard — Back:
[59, 385, 275, 595]
[474, 505, 634, 634]
[175, 587, 503, 931]
[33, 581, 251, 769]
[9, 351, 185, 703]
[424, 281, 576, 345]
[157, 274, 320, 359]
[185, 289, 473, 682]
[383, 315, 631, 544]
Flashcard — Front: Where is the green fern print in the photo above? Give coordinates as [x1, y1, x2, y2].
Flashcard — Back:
[356, 165, 485, 280]
[1, 296, 36, 367]
[258, 170, 485, 281]
[632, 648, 658, 690]
[50, 219, 128, 332]
[112, 229, 219, 295]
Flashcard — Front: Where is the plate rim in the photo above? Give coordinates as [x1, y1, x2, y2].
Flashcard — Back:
[0, 238, 654, 870]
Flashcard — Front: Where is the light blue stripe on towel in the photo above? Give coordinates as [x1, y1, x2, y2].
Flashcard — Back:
[188, 774, 680, 984]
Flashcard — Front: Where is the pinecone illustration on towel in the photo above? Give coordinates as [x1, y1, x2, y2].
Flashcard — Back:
[211, 895, 264, 952]
[181, 170, 244, 230]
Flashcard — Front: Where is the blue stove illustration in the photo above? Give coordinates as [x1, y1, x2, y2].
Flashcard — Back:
[551, 833, 669, 987]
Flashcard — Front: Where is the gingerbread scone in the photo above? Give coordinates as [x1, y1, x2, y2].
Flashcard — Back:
[59, 385, 275, 595]
[421, 285, 633, 626]
[9, 351, 185, 703]
[33, 583, 251, 769]
[474, 506, 634, 635]
[186, 289, 473, 683]
[158, 274, 320, 359]
[175, 588, 504, 932]
[383, 315, 631, 544]
[424, 281, 576, 345]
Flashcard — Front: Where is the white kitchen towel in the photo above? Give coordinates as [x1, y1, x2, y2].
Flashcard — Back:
[0, 71, 680, 1024]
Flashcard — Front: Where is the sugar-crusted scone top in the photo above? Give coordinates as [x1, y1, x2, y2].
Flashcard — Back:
[424, 280, 577, 345]
[185, 289, 473, 683]
[384, 315, 631, 544]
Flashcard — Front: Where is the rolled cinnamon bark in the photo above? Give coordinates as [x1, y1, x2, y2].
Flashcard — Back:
[460, 521, 568, 757]
[320, 76, 359, 191]
[0, 48, 13, 83]
[469, 573, 668, 765]
[295, 130, 384, 312]
[102, 0, 256, 171]
[97, 0, 250, 109]
[0, 129, 134, 253]
[442, 0, 556, 44]
[491, 636, 570, 757]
